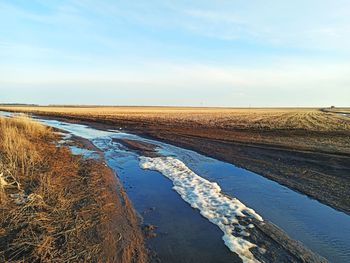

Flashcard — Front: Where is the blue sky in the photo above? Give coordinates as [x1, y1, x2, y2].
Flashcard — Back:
[0, 0, 349, 106]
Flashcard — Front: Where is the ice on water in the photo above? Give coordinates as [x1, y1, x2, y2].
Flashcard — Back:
[140, 156, 263, 263]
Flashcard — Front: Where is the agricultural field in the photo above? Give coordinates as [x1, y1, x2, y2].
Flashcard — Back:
[1, 106, 349, 155]
[1, 106, 349, 131]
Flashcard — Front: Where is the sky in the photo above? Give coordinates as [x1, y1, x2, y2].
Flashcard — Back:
[0, 0, 350, 107]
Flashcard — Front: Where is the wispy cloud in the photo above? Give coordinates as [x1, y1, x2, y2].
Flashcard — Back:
[181, 3, 350, 51]
[182, 9, 262, 40]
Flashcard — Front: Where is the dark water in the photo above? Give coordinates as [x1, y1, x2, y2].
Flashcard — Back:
[1, 112, 350, 263]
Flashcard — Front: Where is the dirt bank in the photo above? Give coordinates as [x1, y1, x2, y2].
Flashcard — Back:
[113, 138, 161, 157]
[0, 116, 147, 262]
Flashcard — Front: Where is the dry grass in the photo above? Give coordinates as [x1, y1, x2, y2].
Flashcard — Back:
[0, 116, 50, 184]
[0, 116, 146, 263]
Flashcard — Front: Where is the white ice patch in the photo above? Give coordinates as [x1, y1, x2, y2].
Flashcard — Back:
[139, 156, 264, 263]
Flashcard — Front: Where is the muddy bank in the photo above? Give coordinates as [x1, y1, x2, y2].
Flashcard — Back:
[250, 219, 326, 262]
[59, 133, 148, 263]
[113, 138, 161, 157]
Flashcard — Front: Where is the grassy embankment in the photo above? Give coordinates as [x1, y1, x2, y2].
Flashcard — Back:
[0, 115, 146, 262]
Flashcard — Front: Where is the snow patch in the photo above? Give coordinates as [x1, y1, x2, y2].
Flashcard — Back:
[139, 156, 263, 263]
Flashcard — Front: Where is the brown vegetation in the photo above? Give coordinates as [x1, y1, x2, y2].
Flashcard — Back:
[0, 115, 146, 262]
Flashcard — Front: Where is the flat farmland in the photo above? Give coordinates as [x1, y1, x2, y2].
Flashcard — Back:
[1, 106, 349, 154]
[0, 106, 348, 131]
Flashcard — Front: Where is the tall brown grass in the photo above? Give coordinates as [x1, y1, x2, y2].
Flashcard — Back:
[0, 116, 146, 262]
[0, 116, 50, 186]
